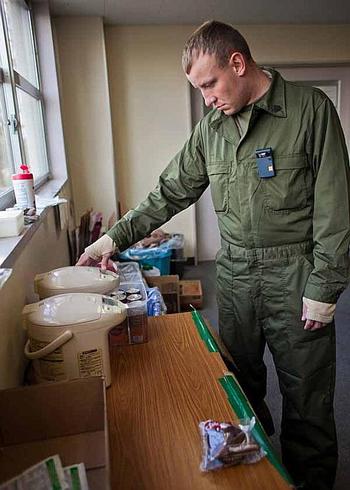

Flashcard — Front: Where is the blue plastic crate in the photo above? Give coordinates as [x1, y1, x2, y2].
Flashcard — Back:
[118, 247, 171, 275]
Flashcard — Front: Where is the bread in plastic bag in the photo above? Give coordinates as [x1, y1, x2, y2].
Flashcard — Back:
[199, 417, 265, 471]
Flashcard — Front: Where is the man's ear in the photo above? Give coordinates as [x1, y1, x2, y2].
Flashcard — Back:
[228, 52, 246, 76]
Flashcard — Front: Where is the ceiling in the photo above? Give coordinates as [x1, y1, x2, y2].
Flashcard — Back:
[47, 0, 350, 25]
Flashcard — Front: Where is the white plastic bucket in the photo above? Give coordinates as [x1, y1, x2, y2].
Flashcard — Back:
[23, 293, 127, 386]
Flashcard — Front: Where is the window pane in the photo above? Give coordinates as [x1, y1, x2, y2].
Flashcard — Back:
[0, 88, 12, 193]
[3, 0, 38, 87]
[16, 88, 48, 181]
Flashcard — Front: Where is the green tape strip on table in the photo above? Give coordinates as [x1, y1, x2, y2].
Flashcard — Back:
[220, 373, 294, 486]
[191, 309, 293, 486]
[191, 309, 218, 352]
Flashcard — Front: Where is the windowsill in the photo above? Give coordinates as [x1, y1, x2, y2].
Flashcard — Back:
[35, 177, 68, 198]
[0, 176, 67, 269]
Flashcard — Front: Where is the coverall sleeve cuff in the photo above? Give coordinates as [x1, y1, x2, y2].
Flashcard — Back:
[303, 297, 336, 324]
[85, 234, 118, 261]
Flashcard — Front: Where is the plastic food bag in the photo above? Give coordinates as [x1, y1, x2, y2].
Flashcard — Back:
[147, 287, 167, 316]
[199, 417, 265, 471]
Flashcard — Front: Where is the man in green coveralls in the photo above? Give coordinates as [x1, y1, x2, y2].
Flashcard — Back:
[77, 21, 350, 489]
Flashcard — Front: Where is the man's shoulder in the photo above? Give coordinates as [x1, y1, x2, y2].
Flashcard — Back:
[188, 108, 220, 139]
[283, 77, 328, 108]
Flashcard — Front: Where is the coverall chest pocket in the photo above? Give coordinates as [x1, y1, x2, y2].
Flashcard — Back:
[207, 161, 231, 213]
[262, 154, 311, 213]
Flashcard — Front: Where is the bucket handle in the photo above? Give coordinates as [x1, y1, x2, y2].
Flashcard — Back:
[24, 330, 73, 360]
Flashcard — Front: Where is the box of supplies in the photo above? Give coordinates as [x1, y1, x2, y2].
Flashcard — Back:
[146, 275, 180, 314]
[179, 279, 203, 310]
[0, 377, 110, 490]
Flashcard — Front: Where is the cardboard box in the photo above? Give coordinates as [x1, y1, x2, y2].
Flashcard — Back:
[146, 275, 180, 313]
[179, 279, 203, 310]
[0, 377, 109, 490]
[109, 279, 148, 346]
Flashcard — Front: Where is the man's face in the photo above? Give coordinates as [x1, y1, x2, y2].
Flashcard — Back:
[186, 52, 248, 116]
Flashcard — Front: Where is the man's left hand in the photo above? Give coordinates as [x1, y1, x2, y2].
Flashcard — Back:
[302, 303, 327, 331]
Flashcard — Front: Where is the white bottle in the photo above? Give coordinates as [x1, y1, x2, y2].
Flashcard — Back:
[12, 164, 36, 210]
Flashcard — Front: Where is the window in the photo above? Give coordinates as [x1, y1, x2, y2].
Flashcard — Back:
[0, 0, 49, 209]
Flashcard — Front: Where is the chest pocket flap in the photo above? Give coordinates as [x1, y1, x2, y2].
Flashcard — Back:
[262, 154, 312, 213]
[207, 161, 231, 213]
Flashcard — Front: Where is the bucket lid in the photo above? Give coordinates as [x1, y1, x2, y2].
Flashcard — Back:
[35, 266, 119, 297]
[24, 293, 120, 327]
[12, 164, 33, 180]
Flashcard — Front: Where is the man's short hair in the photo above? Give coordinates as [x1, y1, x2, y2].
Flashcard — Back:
[182, 20, 252, 73]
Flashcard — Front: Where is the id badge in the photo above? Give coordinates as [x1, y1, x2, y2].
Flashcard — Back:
[255, 147, 275, 178]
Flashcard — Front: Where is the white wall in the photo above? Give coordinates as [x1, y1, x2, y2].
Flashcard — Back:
[53, 17, 117, 228]
[104, 26, 196, 257]
[239, 24, 350, 65]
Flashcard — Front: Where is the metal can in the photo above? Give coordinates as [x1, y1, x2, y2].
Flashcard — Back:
[127, 293, 142, 302]
[126, 288, 140, 296]
[110, 290, 127, 303]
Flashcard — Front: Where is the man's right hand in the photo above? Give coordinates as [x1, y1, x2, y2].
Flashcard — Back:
[76, 234, 117, 271]
[76, 252, 113, 270]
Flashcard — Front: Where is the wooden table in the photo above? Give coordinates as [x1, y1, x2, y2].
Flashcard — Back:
[107, 313, 291, 489]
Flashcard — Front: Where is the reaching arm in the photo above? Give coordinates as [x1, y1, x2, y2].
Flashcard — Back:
[77, 122, 209, 266]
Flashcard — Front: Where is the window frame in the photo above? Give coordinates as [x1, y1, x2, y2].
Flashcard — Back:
[0, 0, 51, 209]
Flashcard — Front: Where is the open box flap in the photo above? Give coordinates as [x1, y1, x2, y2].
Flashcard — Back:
[0, 378, 105, 446]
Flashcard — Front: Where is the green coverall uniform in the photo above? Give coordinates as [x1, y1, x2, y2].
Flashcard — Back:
[107, 70, 350, 489]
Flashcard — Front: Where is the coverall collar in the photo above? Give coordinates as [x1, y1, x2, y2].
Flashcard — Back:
[208, 69, 287, 143]
[254, 68, 287, 118]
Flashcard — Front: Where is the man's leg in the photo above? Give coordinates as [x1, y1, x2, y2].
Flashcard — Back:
[216, 247, 274, 435]
[261, 254, 337, 490]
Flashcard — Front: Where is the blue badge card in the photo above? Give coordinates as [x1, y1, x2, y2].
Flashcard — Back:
[256, 147, 275, 178]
